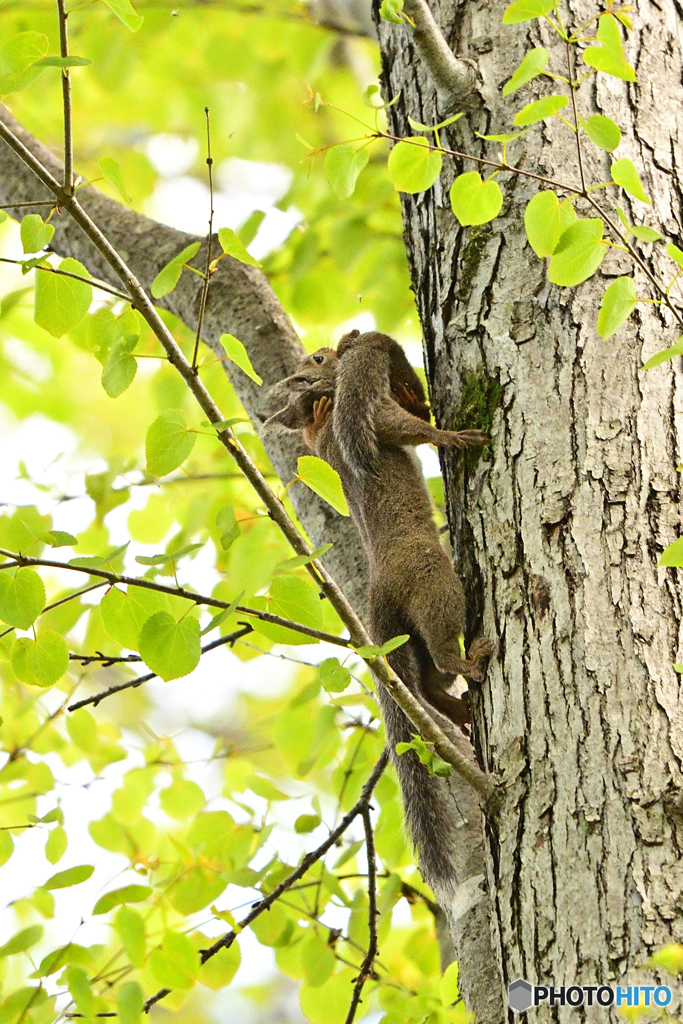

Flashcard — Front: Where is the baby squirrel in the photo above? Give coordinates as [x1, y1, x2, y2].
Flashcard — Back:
[267, 331, 493, 892]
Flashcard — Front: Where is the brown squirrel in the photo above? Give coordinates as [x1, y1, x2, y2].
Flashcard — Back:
[267, 331, 493, 893]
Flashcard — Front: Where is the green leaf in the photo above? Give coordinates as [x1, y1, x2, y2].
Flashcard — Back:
[102, 0, 144, 31]
[524, 191, 577, 257]
[46, 530, 78, 547]
[379, 0, 404, 23]
[149, 932, 200, 990]
[502, 47, 548, 96]
[217, 227, 262, 267]
[66, 966, 95, 1019]
[547, 219, 606, 287]
[644, 943, 683, 975]
[319, 658, 351, 693]
[630, 224, 662, 242]
[583, 14, 636, 82]
[32, 55, 92, 68]
[45, 825, 68, 865]
[116, 981, 144, 1024]
[0, 832, 12, 868]
[441, 961, 460, 1005]
[0, 567, 45, 628]
[354, 634, 410, 658]
[160, 778, 205, 821]
[199, 942, 241, 992]
[0, 925, 43, 958]
[406, 112, 464, 131]
[219, 333, 263, 385]
[395, 734, 452, 777]
[11, 631, 69, 688]
[100, 585, 169, 650]
[151, 241, 201, 298]
[146, 410, 196, 476]
[275, 543, 332, 573]
[138, 610, 201, 680]
[449, 172, 503, 227]
[237, 210, 266, 247]
[299, 967, 357, 1024]
[611, 158, 650, 204]
[135, 542, 202, 565]
[0, 32, 48, 94]
[34, 258, 92, 338]
[300, 929, 335, 987]
[387, 137, 442, 194]
[667, 243, 683, 269]
[514, 94, 568, 126]
[580, 114, 621, 152]
[114, 906, 146, 967]
[294, 813, 322, 833]
[659, 537, 683, 567]
[102, 328, 138, 398]
[297, 455, 349, 516]
[597, 277, 637, 339]
[502, 0, 554, 23]
[99, 156, 132, 204]
[324, 144, 370, 200]
[93, 884, 152, 915]
[20, 214, 54, 254]
[215, 505, 241, 552]
[44, 864, 94, 890]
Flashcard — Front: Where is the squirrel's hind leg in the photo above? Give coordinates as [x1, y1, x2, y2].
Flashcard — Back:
[406, 563, 494, 684]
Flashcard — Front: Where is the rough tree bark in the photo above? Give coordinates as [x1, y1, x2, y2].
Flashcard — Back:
[379, 0, 683, 1019]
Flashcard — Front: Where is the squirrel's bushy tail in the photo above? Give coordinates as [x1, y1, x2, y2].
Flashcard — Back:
[375, 675, 460, 898]
[333, 331, 392, 478]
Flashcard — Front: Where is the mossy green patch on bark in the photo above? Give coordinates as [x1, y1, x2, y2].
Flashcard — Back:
[452, 368, 500, 469]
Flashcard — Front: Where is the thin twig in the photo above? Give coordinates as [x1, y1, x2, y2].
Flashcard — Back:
[344, 805, 379, 1024]
[0, 548, 351, 651]
[0, 580, 107, 641]
[0, 200, 55, 210]
[192, 108, 214, 371]
[143, 750, 389, 1013]
[565, 39, 585, 193]
[67, 625, 254, 710]
[56, 0, 73, 193]
[0, 258, 130, 302]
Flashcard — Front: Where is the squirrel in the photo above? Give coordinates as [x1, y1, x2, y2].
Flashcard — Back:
[266, 331, 493, 894]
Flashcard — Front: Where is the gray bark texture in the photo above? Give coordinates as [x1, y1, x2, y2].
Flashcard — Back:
[379, 0, 683, 1019]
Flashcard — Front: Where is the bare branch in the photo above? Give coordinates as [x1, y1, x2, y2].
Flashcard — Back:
[401, 0, 479, 110]
[344, 804, 380, 1024]
[0, 258, 130, 302]
[56, 0, 74, 193]
[192, 108, 214, 371]
[68, 625, 254, 711]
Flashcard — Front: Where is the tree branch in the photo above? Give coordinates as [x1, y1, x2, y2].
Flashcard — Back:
[143, 750, 389, 1012]
[68, 625, 254, 710]
[400, 0, 479, 110]
[0, 547, 351, 650]
[344, 804, 379, 1024]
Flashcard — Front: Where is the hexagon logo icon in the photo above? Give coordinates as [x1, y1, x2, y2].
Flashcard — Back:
[508, 978, 534, 1013]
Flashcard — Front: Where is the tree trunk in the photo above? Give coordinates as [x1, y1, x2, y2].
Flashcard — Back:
[379, 0, 683, 1017]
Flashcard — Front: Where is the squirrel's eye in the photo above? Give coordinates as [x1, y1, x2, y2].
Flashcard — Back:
[313, 354, 324, 364]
